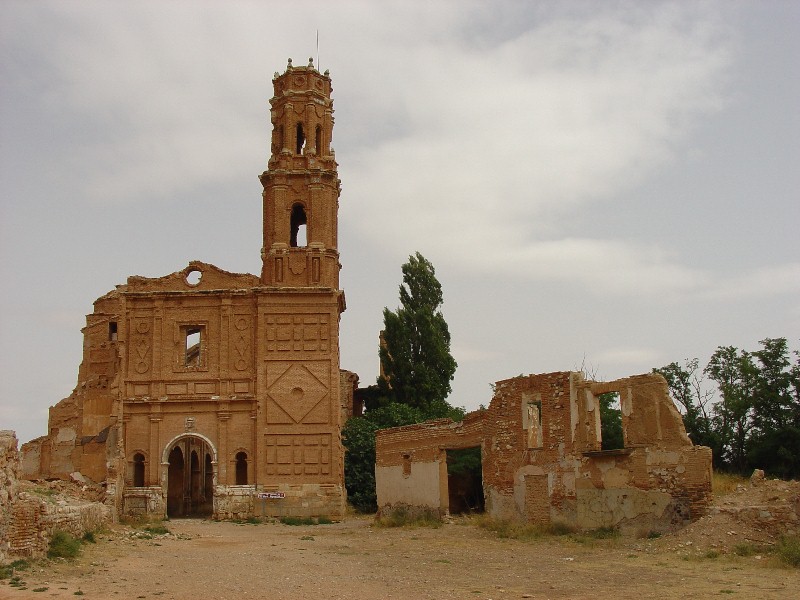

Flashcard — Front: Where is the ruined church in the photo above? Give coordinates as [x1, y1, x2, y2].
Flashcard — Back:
[22, 59, 354, 520]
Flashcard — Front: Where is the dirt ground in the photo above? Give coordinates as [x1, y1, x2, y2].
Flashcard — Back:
[1, 511, 798, 600]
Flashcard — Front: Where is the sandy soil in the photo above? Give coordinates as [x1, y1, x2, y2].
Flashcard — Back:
[1, 513, 797, 600]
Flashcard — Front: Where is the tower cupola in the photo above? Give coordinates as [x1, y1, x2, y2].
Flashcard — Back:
[260, 58, 341, 288]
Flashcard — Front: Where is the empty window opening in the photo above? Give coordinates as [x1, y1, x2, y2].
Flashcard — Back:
[185, 269, 202, 286]
[296, 122, 305, 154]
[315, 125, 322, 154]
[109, 321, 118, 342]
[446, 447, 484, 514]
[235, 451, 248, 485]
[526, 400, 543, 449]
[290, 203, 308, 247]
[599, 392, 624, 450]
[133, 452, 145, 487]
[184, 326, 202, 367]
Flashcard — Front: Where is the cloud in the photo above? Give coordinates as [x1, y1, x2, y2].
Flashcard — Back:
[700, 263, 800, 300]
[341, 3, 733, 294]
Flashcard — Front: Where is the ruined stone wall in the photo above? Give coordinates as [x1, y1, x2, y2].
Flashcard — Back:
[374, 371, 712, 533]
[8, 494, 110, 558]
[1, 431, 20, 562]
[2, 431, 111, 561]
[375, 413, 485, 514]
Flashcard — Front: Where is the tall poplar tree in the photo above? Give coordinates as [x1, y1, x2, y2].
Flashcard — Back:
[378, 252, 457, 417]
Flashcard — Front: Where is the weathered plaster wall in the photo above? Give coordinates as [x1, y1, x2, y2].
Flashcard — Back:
[375, 413, 485, 514]
[375, 371, 712, 534]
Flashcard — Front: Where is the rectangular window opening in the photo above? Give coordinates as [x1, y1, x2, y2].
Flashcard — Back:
[599, 392, 624, 450]
[526, 400, 543, 449]
[184, 326, 202, 367]
[109, 321, 118, 341]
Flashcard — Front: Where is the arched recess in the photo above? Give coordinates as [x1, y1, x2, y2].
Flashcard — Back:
[132, 452, 146, 487]
[290, 203, 308, 247]
[234, 450, 248, 485]
[161, 433, 217, 518]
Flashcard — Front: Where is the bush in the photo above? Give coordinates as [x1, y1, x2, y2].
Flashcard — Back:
[712, 472, 747, 496]
[280, 516, 315, 526]
[777, 535, 800, 567]
[0, 559, 30, 579]
[374, 506, 441, 528]
[48, 531, 81, 559]
[343, 403, 428, 513]
[141, 524, 170, 535]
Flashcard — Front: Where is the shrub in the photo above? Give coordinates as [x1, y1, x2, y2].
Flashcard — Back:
[733, 542, 759, 557]
[0, 559, 29, 579]
[82, 531, 96, 544]
[48, 531, 81, 559]
[142, 524, 170, 535]
[777, 535, 800, 567]
[712, 472, 747, 496]
[587, 526, 619, 539]
[374, 506, 441, 528]
[280, 516, 315, 526]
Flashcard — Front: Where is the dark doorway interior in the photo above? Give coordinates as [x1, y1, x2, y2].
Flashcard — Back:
[446, 447, 484, 514]
[166, 437, 214, 518]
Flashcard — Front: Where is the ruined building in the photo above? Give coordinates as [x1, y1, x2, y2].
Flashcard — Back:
[22, 59, 353, 520]
[376, 372, 713, 534]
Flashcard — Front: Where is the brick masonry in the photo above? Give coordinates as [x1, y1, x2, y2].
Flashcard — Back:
[20, 60, 352, 522]
[376, 371, 713, 534]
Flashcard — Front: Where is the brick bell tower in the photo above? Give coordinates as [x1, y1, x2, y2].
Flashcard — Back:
[260, 57, 341, 288]
[255, 58, 346, 517]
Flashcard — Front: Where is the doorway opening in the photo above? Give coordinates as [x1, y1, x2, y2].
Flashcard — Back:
[166, 436, 214, 518]
[446, 447, 484, 514]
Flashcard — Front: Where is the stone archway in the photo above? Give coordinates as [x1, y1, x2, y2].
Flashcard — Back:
[162, 434, 217, 518]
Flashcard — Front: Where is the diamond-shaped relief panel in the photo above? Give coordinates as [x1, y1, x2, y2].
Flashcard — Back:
[266, 363, 328, 423]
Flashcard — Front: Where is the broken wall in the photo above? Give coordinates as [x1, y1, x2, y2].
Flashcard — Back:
[375, 412, 485, 515]
[375, 371, 712, 534]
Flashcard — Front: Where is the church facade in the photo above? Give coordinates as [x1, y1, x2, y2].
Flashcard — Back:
[21, 59, 354, 520]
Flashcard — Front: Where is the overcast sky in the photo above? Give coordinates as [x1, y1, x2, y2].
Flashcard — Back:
[1, 1, 798, 444]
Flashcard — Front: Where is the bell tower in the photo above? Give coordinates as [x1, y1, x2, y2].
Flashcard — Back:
[254, 59, 347, 518]
[260, 57, 341, 289]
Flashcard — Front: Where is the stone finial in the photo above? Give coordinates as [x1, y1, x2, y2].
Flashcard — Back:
[287, 58, 293, 69]
[273, 72, 279, 79]
[324, 69, 330, 77]
[308, 57, 314, 68]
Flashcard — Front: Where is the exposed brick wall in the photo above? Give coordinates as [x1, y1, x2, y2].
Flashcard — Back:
[2, 430, 112, 561]
[17, 64, 351, 522]
[375, 371, 713, 534]
[1, 431, 20, 562]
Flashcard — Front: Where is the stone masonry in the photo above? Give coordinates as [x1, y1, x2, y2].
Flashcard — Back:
[376, 371, 713, 535]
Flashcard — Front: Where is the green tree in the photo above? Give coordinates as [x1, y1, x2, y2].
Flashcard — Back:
[342, 403, 426, 513]
[378, 252, 457, 417]
[654, 359, 720, 461]
[599, 392, 624, 450]
[705, 345, 757, 473]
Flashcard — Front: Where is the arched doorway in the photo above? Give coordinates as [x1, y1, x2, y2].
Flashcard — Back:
[164, 435, 215, 518]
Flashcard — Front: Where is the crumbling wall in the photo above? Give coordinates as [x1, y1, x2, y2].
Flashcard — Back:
[2, 430, 112, 561]
[375, 412, 485, 515]
[374, 371, 712, 534]
[1, 431, 20, 562]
